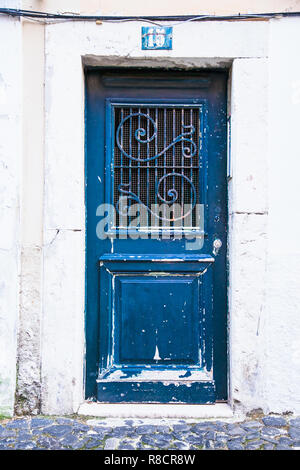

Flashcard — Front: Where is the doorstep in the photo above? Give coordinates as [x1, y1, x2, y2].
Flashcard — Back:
[77, 402, 233, 419]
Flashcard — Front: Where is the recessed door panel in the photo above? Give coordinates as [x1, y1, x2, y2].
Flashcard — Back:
[116, 276, 198, 364]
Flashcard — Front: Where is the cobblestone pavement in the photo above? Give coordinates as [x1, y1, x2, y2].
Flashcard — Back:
[0, 415, 300, 450]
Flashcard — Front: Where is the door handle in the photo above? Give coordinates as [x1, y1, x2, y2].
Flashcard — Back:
[213, 238, 222, 256]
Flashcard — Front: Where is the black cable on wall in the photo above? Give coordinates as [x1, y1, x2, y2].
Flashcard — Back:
[0, 8, 300, 26]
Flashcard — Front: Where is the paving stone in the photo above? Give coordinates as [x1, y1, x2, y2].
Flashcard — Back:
[262, 416, 286, 427]
[141, 434, 171, 449]
[0, 436, 16, 444]
[104, 438, 120, 450]
[5, 419, 30, 429]
[291, 440, 300, 448]
[278, 437, 293, 446]
[18, 432, 33, 441]
[36, 436, 60, 448]
[84, 438, 103, 449]
[261, 437, 277, 445]
[263, 443, 275, 450]
[0, 443, 13, 450]
[14, 441, 37, 450]
[289, 417, 300, 427]
[215, 436, 227, 445]
[261, 426, 282, 438]
[155, 436, 173, 446]
[227, 437, 245, 445]
[91, 427, 111, 439]
[31, 418, 54, 428]
[124, 420, 134, 426]
[203, 439, 214, 449]
[289, 427, 300, 440]
[159, 442, 173, 449]
[0, 429, 16, 438]
[111, 426, 136, 438]
[171, 432, 188, 441]
[122, 432, 141, 441]
[135, 441, 145, 449]
[227, 423, 239, 431]
[193, 423, 215, 433]
[60, 434, 82, 448]
[43, 424, 72, 437]
[68, 439, 90, 450]
[72, 422, 90, 433]
[214, 421, 227, 428]
[173, 440, 190, 450]
[173, 424, 190, 433]
[204, 431, 216, 440]
[55, 418, 76, 425]
[214, 424, 228, 432]
[241, 421, 263, 431]
[245, 431, 261, 440]
[227, 427, 247, 437]
[214, 440, 227, 449]
[0, 415, 295, 451]
[227, 441, 244, 450]
[136, 425, 158, 435]
[119, 444, 135, 450]
[32, 428, 48, 436]
[185, 434, 204, 446]
[245, 440, 264, 450]
[155, 425, 170, 433]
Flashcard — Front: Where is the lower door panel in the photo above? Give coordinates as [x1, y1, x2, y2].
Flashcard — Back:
[97, 254, 215, 404]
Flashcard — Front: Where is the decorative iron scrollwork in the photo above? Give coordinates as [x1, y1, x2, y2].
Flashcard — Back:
[116, 112, 197, 162]
[114, 105, 200, 227]
[117, 173, 196, 222]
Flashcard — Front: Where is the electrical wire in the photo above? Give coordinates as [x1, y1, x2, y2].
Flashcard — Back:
[0, 8, 300, 28]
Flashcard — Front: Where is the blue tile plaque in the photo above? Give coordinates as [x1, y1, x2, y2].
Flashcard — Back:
[142, 26, 173, 50]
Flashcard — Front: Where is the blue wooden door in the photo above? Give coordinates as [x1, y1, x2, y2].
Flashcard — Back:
[86, 70, 227, 403]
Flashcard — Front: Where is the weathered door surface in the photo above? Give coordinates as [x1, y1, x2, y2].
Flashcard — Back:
[86, 70, 227, 403]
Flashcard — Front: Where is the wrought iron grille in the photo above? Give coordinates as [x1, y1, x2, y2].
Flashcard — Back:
[113, 104, 202, 230]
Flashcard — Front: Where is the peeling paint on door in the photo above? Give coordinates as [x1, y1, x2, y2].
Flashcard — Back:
[85, 70, 228, 403]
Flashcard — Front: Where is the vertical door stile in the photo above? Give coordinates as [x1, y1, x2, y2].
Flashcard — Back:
[163, 107, 167, 223]
[172, 107, 175, 231]
[129, 107, 133, 226]
[181, 108, 184, 221]
[120, 107, 123, 229]
[155, 108, 158, 231]
[137, 108, 140, 222]
[147, 107, 150, 230]
[199, 107, 203, 226]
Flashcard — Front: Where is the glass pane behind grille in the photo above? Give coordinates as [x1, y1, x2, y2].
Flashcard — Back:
[113, 105, 202, 230]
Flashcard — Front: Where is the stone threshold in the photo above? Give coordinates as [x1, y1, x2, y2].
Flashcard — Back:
[78, 402, 234, 419]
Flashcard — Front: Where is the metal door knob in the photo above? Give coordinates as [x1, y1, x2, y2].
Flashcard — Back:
[213, 238, 222, 256]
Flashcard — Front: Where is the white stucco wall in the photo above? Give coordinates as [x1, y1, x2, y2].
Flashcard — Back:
[1, 5, 300, 416]
[0, 9, 22, 416]
[265, 17, 300, 413]
[41, 19, 271, 415]
[40, 17, 300, 415]
[228, 58, 269, 412]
